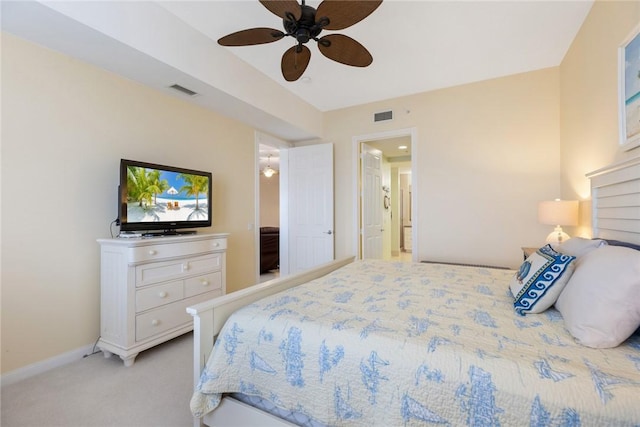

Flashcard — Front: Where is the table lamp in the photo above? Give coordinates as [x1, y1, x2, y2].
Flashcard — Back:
[538, 199, 578, 244]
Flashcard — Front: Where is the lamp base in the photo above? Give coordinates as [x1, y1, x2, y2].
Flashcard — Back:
[545, 225, 570, 245]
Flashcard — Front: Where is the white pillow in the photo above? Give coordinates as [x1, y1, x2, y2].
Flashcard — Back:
[557, 237, 607, 258]
[555, 245, 640, 348]
[509, 245, 576, 315]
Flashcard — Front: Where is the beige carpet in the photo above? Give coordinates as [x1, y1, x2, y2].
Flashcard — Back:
[1, 333, 194, 427]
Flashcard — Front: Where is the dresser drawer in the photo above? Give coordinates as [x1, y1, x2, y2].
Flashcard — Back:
[135, 292, 223, 342]
[136, 281, 183, 312]
[185, 271, 222, 298]
[135, 253, 221, 287]
[184, 254, 221, 276]
[128, 238, 227, 263]
[136, 302, 190, 341]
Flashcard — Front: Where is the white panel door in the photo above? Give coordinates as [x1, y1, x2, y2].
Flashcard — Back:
[362, 144, 383, 259]
[287, 143, 334, 274]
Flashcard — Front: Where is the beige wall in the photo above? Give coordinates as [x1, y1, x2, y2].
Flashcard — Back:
[325, 0, 640, 268]
[560, 0, 640, 237]
[1, 34, 257, 373]
[325, 68, 562, 268]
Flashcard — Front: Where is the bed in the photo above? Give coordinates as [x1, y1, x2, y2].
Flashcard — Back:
[187, 157, 640, 426]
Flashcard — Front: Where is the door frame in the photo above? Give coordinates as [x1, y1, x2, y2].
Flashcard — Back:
[352, 127, 419, 261]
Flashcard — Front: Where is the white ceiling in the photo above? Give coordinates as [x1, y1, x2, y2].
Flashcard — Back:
[2, 0, 593, 141]
[158, 0, 593, 111]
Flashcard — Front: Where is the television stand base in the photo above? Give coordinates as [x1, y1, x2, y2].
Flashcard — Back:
[142, 230, 197, 237]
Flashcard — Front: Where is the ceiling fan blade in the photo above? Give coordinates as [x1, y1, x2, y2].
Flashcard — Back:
[281, 44, 311, 81]
[218, 28, 285, 46]
[259, 0, 302, 21]
[316, 0, 382, 30]
[318, 34, 372, 67]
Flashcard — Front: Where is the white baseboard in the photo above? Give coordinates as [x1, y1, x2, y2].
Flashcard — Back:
[1, 343, 96, 387]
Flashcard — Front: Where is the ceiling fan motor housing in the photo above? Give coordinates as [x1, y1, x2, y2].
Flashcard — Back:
[284, 4, 323, 44]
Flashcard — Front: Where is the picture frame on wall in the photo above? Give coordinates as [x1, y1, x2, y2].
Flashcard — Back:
[619, 23, 640, 151]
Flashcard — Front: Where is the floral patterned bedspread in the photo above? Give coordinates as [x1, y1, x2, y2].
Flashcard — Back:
[191, 260, 640, 426]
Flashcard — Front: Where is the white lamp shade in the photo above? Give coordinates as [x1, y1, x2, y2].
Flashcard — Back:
[538, 200, 578, 226]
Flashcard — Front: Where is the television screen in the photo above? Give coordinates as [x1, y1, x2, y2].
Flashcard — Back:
[119, 159, 212, 234]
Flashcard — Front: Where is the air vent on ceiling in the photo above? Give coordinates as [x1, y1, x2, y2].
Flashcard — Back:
[374, 110, 393, 122]
[169, 84, 198, 97]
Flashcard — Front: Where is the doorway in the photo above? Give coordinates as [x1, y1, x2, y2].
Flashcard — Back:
[258, 142, 281, 282]
[256, 134, 335, 282]
[353, 128, 418, 262]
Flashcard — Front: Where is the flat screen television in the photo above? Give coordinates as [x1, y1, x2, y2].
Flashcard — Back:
[118, 159, 212, 236]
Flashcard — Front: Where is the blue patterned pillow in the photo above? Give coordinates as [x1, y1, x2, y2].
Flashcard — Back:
[509, 245, 576, 315]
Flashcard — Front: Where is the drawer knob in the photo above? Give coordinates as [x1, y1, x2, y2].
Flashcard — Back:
[201, 280, 209, 287]
[183, 263, 190, 271]
[148, 250, 157, 256]
[151, 319, 160, 326]
[158, 291, 168, 298]
[213, 242, 220, 247]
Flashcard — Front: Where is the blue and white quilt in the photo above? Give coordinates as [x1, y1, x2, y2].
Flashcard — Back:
[191, 260, 640, 426]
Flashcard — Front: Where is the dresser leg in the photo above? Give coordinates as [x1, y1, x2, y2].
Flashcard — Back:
[102, 349, 113, 359]
[121, 354, 138, 367]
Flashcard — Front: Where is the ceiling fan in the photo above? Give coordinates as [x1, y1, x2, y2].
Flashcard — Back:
[217, 0, 383, 82]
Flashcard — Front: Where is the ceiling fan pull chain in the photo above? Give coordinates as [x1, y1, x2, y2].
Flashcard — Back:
[294, 43, 302, 69]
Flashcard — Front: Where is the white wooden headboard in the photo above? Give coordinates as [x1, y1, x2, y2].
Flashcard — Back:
[586, 157, 640, 244]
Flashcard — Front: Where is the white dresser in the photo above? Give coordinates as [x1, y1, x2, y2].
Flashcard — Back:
[97, 233, 228, 366]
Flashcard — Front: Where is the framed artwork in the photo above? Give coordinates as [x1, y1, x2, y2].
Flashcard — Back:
[619, 24, 640, 151]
